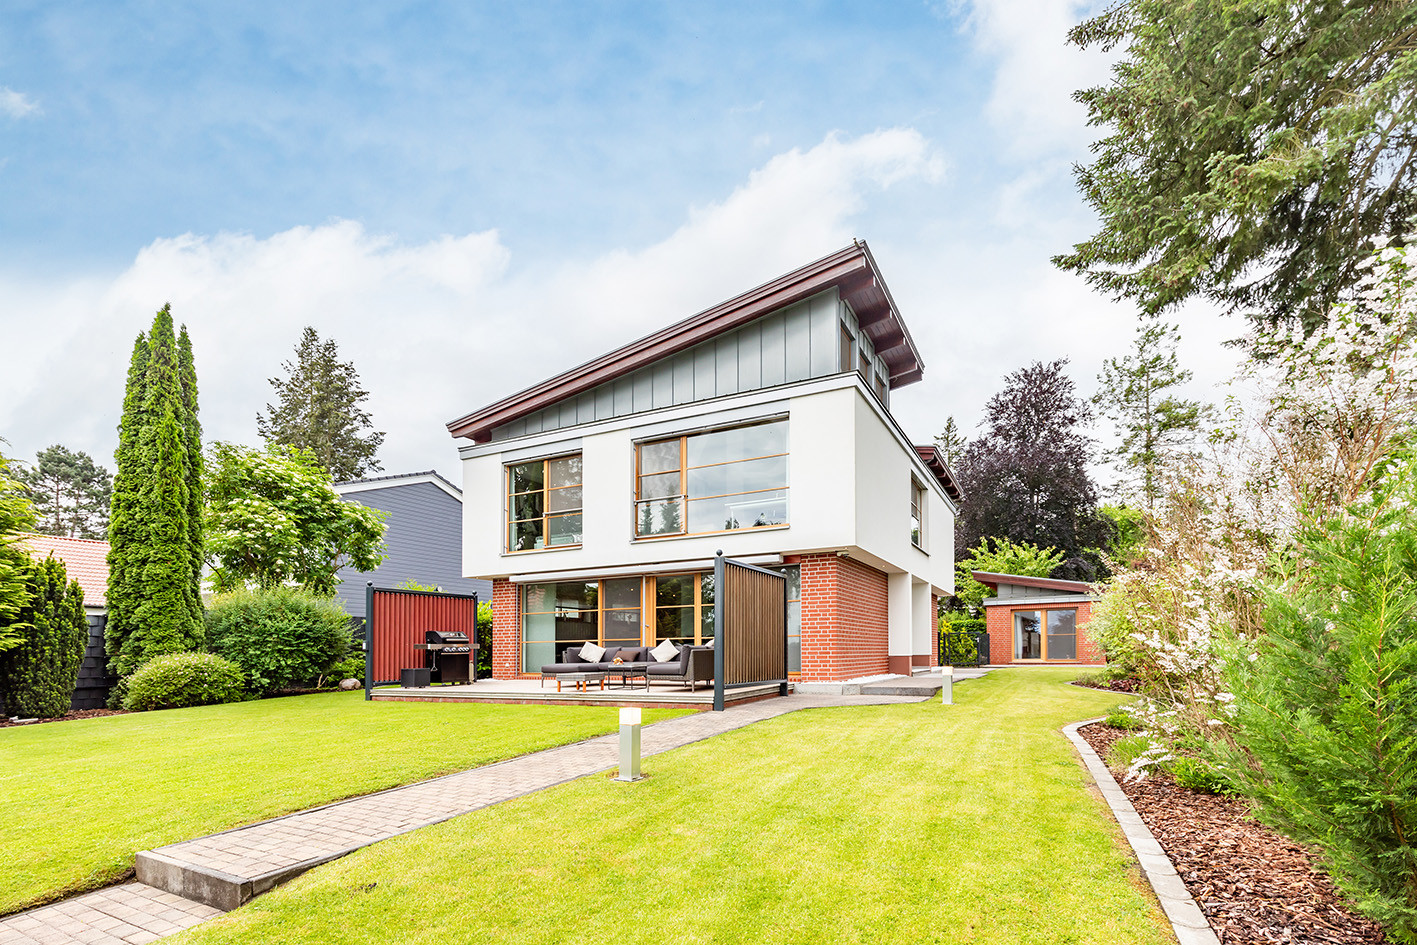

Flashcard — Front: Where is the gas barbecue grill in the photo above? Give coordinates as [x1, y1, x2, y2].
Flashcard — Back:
[418, 630, 475, 684]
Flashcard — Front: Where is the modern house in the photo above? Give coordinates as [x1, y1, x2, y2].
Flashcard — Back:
[446, 242, 961, 683]
[975, 571, 1103, 664]
[333, 471, 492, 619]
[17, 533, 117, 709]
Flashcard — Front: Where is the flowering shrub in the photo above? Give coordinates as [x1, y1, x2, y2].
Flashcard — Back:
[1215, 453, 1417, 941]
[1096, 243, 1417, 778]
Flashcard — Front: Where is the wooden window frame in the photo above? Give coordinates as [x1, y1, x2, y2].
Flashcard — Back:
[633, 420, 789, 539]
[1012, 607, 1079, 661]
[504, 453, 582, 554]
[519, 577, 642, 672]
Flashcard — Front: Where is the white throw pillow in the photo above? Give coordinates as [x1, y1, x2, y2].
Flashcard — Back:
[650, 639, 680, 663]
[579, 642, 606, 663]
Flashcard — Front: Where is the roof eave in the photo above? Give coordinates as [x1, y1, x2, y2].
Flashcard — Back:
[447, 241, 925, 443]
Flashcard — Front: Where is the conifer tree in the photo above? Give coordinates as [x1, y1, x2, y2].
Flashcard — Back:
[17, 445, 112, 539]
[0, 555, 86, 718]
[105, 332, 149, 669]
[258, 327, 384, 481]
[178, 327, 204, 599]
[105, 306, 204, 675]
[1093, 319, 1207, 508]
[0, 446, 36, 652]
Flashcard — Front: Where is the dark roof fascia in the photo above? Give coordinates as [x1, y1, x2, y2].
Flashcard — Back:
[446, 241, 925, 443]
[970, 571, 1094, 595]
[913, 445, 963, 502]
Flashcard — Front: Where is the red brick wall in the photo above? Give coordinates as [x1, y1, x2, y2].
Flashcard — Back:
[798, 553, 889, 682]
[985, 600, 1102, 665]
[491, 579, 520, 679]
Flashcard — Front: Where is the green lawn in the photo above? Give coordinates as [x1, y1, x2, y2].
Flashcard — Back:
[0, 692, 689, 915]
[174, 670, 1166, 945]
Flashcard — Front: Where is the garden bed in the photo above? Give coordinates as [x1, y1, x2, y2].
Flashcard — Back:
[1, 708, 127, 728]
[1079, 722, 1389, 945]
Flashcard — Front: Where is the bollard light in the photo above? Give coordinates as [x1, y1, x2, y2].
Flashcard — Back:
[941, 665, 954, 706]
[615, 706, 643, 782]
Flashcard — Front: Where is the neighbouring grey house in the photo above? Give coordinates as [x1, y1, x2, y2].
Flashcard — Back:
[333, 471, 491, 619]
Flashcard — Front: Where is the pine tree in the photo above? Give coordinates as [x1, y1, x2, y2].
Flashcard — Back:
[1093, 319, 1207, 509]
[105, 307, 204, 675]
[257, 327, 385, 481]
[105, 333, 149, 670]
[17, 445, 113, 539]
[0, 555, 86, 718]
[934, 417, 967, 468]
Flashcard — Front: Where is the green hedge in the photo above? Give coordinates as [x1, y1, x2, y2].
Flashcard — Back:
[124, 652, 246, 711]
[0, 556, 86, 718]
[205, 588, 350, 695]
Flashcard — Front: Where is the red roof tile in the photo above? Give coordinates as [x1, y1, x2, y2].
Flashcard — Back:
[17, 534, 110, 607]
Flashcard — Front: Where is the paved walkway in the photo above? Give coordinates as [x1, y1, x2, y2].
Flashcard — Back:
[0, 691, 931, 945]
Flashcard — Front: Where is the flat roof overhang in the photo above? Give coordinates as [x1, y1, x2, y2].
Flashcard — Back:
[446, 241, 925, 443]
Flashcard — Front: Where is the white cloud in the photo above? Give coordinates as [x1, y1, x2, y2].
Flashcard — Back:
[0, 129, 945, 480]
[0, 87, 40, 119]
[952, 0, 1114, 157]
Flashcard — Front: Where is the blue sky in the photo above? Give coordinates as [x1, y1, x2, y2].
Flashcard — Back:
[0, 1, 1239, 482]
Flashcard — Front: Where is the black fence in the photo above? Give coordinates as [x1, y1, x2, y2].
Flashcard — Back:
[939, 630, 989, 667]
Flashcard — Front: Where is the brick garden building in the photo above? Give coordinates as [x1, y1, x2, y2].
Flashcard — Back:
[449, 243, 961, 683]
[976, 571, 1104, 665]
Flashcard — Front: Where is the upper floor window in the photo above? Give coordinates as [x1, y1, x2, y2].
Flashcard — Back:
[506, 453, 582, 552]
[910, 478, 926, 548]
[635, 419, 789, 537]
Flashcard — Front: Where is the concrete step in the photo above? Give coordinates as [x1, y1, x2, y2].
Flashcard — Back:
[859, 674, 943, 696]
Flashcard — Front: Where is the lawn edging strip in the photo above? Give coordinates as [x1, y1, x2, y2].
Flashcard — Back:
[1062, 718, 1219, 945]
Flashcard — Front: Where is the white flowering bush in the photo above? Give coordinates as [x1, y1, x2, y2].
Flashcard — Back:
[1214, 452, 1417, 942]
[1098, 243, 1417, 781]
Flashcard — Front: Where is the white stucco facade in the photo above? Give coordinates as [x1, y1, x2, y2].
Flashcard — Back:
[458, 371, 956, 672]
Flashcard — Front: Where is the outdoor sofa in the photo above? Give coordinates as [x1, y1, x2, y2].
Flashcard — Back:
[539, 643, 715, 691]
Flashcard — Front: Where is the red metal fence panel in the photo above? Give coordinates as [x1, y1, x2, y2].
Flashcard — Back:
[369, 588, 480, 686]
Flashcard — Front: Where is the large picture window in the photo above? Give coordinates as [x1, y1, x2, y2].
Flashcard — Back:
[506, 454, 582, 552]
[1014, 608, 1078, 661]
[635, 419, 788, 538]
[520, 578, 640, 673]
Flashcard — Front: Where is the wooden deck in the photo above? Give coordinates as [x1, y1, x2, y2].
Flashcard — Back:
[369, 677, 790, 709]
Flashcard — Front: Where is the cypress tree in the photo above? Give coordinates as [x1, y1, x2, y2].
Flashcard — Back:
[105, 332, 150, 671]
[106, 306, 204, 675]
[177, 327, 204, 601]
[0, 555, 87, 718]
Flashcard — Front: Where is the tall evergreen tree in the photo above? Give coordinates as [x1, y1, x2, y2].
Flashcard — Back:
[106, 306, 204, 675]
[0, 555, 86, 718]
[934, 417, 968, 469]
[177, 327, 204, 600]
[17, 445, 113, 539]
[257, 327, 385, 481]
[105, 333, 149, 669]
[1093, 319, 1207, 508]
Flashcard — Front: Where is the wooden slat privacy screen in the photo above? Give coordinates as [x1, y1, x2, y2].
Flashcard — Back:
[713, 554, 788, 710]
[365, 586, 480, 693]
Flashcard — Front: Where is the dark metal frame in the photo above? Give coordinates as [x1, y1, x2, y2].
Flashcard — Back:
[712, 551, 790, 711]
[938, 629, 989, 668]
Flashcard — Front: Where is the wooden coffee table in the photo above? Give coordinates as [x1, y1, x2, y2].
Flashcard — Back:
[555, 671, 606, 692]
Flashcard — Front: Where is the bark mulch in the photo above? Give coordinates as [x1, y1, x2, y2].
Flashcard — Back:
[0, 708, 127, 728]
[1079, 722, 1388, 945]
